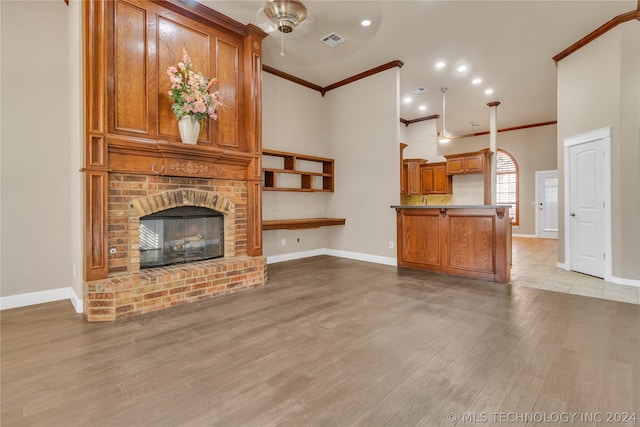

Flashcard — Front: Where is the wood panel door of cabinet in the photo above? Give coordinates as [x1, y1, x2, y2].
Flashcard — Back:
[421, 163, 452, 194]
[445, 150, 491, 175]
[401, 164, 408, 195]
[464, 155, 485, 173]
[447, 158, 465, 175]
[431, 164, 452, 193]
[407, 162, 421, 195]
[421, 167, 434, 194]
[404, 159, 426, 195]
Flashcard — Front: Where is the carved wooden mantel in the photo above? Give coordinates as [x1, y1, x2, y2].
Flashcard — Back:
[83, 0, 267, 281]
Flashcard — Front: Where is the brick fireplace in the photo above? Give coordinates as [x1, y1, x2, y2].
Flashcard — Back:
[83, 174, 266, 321]
[82, 0, 267, 321]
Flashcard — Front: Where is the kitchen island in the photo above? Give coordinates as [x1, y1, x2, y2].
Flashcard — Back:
[392, 205, 512, 283]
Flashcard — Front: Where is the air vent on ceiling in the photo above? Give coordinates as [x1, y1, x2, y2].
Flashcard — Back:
[321, 32, 347, 48]
[410, 87, 428, 94]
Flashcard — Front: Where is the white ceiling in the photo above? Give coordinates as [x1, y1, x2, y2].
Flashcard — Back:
[202, 0, 636, 135]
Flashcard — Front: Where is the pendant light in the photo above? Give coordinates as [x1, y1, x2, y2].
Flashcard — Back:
[439, 87, 451, 143]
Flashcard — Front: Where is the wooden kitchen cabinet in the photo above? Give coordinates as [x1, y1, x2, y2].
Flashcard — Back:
[394, 206, 512, 283]
[445, 149, 492, 175]
[403, 159, 427, 195]
[421, 162, 452, 194]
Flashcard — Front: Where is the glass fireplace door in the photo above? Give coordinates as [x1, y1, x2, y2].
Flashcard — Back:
[139, 207, 223, 268]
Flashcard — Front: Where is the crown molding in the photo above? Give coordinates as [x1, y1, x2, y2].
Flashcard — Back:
[262, 60, 404, 96]
[450, 120, 557, 140]
[261, 65, 324, 93]
[553, 8, 640, 63]
[400, 115, 440, 127]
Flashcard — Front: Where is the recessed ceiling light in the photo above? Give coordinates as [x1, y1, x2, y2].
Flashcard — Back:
[457, 65, 468, 72]
[472, 78, 482, 85]
[403, 97, 412, 103]
[361, 19, 371, 27]
[435, 61, 446, 69]
[419, 105, 427, 111]
[485, 88, 494, 95]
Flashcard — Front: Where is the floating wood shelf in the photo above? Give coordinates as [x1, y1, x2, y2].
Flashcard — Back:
[262, 149, 335, 192]
[262, 218, 346, 230]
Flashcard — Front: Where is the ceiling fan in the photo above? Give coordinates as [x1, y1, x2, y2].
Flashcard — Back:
[256, 0, 314, 56]
[257, 0, 314, 37]
[438, 88, 452, 143]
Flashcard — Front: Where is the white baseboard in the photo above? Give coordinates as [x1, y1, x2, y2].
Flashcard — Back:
[266, 249, 327, 264]
[555, 265, 639, 288]
[513, 234, 558, 239]
[0, 287, 83, 313]
[324, 249, 397, 266]
[70, 289, 84, 313]
[608, 275, 640, 288]
[267, 248, 397, 267]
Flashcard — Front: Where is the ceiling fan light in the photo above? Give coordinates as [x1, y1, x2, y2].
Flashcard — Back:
[438, 129, 451, 143]
[263, 0, 308, 33]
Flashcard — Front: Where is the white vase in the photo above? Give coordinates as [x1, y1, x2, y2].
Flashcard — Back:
[178, 116, 201, 145]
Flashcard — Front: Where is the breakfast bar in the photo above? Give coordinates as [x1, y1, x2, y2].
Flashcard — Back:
[393, 205, 512, 283]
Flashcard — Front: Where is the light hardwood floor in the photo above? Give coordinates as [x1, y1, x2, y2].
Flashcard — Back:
[2, 242, 639, 426]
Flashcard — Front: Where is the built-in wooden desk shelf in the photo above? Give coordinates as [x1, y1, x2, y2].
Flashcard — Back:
[262, 149, 335, 192]
[262, 218, 346, 230]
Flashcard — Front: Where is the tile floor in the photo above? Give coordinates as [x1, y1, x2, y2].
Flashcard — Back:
[510, 236, 640, 305]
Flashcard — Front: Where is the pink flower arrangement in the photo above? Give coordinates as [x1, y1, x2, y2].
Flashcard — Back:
[167, 48, 223, 124]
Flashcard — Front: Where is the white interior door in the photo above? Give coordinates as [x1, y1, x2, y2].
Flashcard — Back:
[535, 170, 558, 239]
[568, 139, 605, 278]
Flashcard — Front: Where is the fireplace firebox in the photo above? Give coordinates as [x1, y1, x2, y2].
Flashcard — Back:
[139, 206, 223, 268]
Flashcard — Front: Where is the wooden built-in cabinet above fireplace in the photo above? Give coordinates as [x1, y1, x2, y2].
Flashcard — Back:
[83, 0, 267, 280]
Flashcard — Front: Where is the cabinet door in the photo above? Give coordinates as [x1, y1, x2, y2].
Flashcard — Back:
[447, 158, 465, 175]
[432, 165, 452, 194]
[401, 164, 408, 195]
[421, 167, 434, 194]
[407, 162, 421, 195]
[464, 155, 485, 173]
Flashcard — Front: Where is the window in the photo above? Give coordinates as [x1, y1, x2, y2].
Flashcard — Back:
[496, 149, 519, 225]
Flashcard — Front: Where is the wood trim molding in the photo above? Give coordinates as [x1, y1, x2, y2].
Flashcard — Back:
[450, 120, 557, 140]
[400, 114, 440, 127]
[262, 60, 404, 96]
[322, 60, 404, 95]
[553, 8, 640, 63]
[262, 65, 324, 93]
[152, 0, 265, 37]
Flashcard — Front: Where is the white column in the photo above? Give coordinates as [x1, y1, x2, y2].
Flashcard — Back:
[487, 101, 500, 205]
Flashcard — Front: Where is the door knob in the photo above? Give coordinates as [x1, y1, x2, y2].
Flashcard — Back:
[570, 212, 576, 217]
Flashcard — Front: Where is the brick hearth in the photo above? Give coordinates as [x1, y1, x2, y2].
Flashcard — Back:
[83, 173, 266, 321]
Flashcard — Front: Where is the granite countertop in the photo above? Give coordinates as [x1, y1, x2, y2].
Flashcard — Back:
[390, 205, 511, 209]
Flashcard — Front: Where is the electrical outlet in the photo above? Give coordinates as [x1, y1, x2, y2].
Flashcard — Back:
[281, 238, 286, 246]
[389, 241, 395, 249]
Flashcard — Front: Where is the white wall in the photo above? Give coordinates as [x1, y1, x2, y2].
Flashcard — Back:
[402, 119, 442, 161]
[261, 73, 332, 257]
[557, 20, 640, 280]
[1, 1, 75, 299]
[325, 69, 400, 261]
